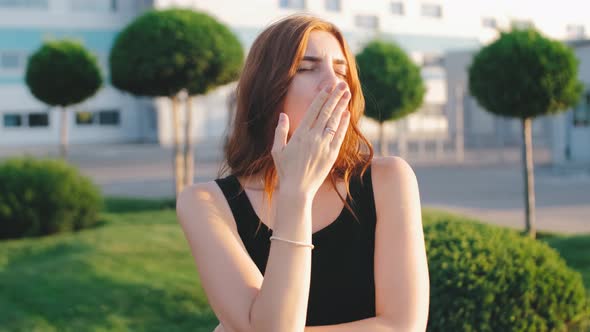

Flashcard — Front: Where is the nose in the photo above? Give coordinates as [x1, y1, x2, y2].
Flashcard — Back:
[317, 67, 345, 93]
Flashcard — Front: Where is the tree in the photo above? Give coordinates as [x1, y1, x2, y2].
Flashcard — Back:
[183, 19, 243, 188]
[356, 40, 425, 156]
[109, 8, 243, 197]
[25, 40, 102, 159]
[469, 28, 583, 238]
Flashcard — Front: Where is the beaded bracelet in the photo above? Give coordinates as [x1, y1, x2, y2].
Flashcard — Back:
[270, 235, 315, 249]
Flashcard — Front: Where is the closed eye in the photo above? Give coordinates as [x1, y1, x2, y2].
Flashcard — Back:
[336, 71, 348, 78]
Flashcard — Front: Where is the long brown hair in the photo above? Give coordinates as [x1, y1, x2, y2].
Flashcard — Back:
[219, 14, 374, 226]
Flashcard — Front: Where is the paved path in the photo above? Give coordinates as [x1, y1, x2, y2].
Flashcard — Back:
[2, 142, 588, 234]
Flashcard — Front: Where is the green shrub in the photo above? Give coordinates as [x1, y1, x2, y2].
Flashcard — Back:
[0, 157, 102, 239]
[425, 219, 588, 332]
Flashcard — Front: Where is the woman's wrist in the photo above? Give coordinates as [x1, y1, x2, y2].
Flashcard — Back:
[276, 185, 315, 204]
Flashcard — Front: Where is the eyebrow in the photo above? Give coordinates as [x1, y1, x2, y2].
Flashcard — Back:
[301, 56, 348, 65]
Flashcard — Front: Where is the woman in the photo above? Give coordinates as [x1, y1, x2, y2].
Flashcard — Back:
[176, 14, 429, 332]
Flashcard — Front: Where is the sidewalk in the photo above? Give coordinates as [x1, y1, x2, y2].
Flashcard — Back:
[1, 142, 588, 234]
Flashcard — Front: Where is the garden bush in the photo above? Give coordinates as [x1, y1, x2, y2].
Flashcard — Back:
[0, 157, 102, 239]
[425, 218, 588, 332]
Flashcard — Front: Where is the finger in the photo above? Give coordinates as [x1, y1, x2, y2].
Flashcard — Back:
[311, 82, 348, 134]
[292, 84, 333, 137]
[329, 109, 351, 151]
[322, 90, 350, 141]
[271, 113, 289, 154]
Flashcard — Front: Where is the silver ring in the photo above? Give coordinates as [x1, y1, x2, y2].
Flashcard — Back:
[324, 127, 336, 136]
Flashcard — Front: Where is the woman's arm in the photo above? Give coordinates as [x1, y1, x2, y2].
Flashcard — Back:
[303, 157, 429, 332]
[176, 184, 314, 332]
[249, 189, 314, 332]
[371, 156, 430, 331]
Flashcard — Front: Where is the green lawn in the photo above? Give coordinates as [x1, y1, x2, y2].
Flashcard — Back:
[0, 198, 216, 332]
[0, 199, 588, 331]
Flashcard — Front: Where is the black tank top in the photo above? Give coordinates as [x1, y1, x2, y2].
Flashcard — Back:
[214, 164, 377, 326]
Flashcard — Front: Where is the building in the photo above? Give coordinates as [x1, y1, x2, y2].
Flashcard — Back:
[551, 40, 590, 164]
[1, 0, 589, 155]
[0, 0, 160, 148]
[445, 40, 590, 164]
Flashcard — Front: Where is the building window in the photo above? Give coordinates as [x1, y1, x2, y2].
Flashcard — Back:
[3, 114, 22, 127]
[566, 24, 586, 39]
[391, 2, 404, 15]
[355, 15, 379, 29]
[511, 19, 533, 30]
[573, 92, 590, 127]
[98, 110, 120, 125]
[0, 0, 48, 9]
[325, 0, 340, 12]
[422, 53, 444, 67]
[28, 113, 49, 127]
[75, 111, 95, 125]
[421, 3, 442, 18]
[279, 0, 305, 10]
[0, 52, 26, 70]
[482, 17, 497, 29]
[70, 0, 116, 12]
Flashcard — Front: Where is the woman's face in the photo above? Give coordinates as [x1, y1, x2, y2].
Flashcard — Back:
[283, 30, 350, 137]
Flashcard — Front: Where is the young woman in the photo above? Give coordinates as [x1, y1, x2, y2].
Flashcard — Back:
[176, 14, 429, 332]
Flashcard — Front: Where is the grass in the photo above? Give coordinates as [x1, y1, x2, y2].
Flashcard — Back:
[0, 198, 216, 332]
[0, 199, 588, 331]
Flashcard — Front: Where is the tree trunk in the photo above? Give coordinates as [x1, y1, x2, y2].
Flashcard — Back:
[521, 117, 536, 238]
[184, 96, 195, 186]
[171, 95, 185, 197]
[379, 122, 387, 156]
[398, 119, 407, 159]
[59, 107, 69, 160]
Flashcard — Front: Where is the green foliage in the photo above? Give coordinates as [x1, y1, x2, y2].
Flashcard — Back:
[0, 157, 103, 239]
[468, 28, 583, 119]
[425, 219, 588, 332]
[356, 40, 425, 123]
[103, 196, 175, 214]
[109, 8, 244, 97]
[0, 204, 216, 332]
[0, 205, 587, 331]
[25, 39, 102, 107]
[187, 19, 243, 95]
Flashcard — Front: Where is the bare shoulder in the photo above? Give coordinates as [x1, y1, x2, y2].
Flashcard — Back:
[370, 155, 418, 188]
[370, 156, 421, 224]
[175, 180, 235, 231]
[175, 180, 264, 332]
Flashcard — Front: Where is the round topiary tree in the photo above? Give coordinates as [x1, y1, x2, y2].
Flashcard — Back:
[468, 28, 583, 238]
[25, 40, 103, 159]
[109, 8, 243, 197]
[424, 218, 588, 331]
[356, 40, 425, 156]
[183, 18, 243, 188]
[0, 157, 103, 239]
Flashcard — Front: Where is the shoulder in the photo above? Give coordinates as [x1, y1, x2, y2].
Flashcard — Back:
[370, 156, 421, 219]
[370, 156, 418, 188]
[175, 180, 235, 229]
[176, 180, 220, 211]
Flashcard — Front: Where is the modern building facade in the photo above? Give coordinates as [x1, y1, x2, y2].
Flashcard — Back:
[551, 40, 590, 164]
[0, 0, 156, 147]
[1, 0, 589, 160]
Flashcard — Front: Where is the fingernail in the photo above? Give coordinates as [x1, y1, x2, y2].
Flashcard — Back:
[343, 91, 350, 99]
[338, 82, 347, 90]
[279, 113, 285, 122]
